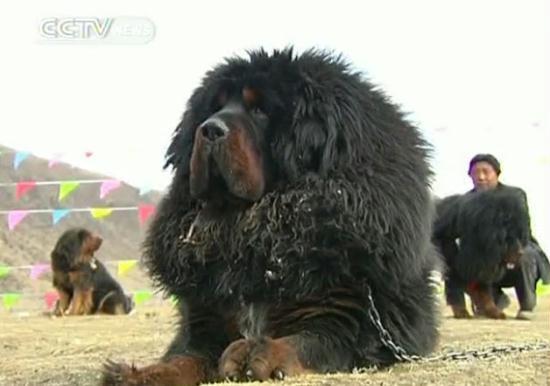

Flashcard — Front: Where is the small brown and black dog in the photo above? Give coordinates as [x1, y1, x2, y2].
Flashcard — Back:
[50, 227, 134, 316]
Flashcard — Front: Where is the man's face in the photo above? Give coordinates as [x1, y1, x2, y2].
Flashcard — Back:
[469, 161, 499, 191]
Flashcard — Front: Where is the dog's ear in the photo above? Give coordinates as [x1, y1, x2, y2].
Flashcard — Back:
[164, 110, 197, 173]
[51, 228, 88, 271]
[164, 84, 217, 173]
[51, 238, 79, 271]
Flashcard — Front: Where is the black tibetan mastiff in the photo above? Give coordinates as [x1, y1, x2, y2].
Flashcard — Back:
[103, 48, 439, 385]
[433, 187, 531, 319]
[51, 228, 134, 316]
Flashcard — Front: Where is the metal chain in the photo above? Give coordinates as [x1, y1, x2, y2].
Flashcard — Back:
[365, 284, 550, 363]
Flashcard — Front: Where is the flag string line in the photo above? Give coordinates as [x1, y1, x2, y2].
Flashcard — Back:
[0, 206, 141, 214]
[0, 179, 115, 187]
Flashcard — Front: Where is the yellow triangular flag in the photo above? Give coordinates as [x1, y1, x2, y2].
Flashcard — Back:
[117, 260, 138, 276]
[58, 182, 80, 201]
[90, 208, 113, 219]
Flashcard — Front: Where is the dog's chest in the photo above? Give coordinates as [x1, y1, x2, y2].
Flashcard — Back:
[238, 303, 270, 339]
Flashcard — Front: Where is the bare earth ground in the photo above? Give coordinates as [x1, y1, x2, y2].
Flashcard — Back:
[1, 296, 549, 386]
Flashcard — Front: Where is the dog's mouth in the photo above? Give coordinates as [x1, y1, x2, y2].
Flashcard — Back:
[502, 240, 524, 270]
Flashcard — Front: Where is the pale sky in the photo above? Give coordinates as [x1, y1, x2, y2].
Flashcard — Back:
[1, 1, 548, 248]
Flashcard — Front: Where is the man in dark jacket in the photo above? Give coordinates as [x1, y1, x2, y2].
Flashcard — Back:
[466, 154, 550, 319]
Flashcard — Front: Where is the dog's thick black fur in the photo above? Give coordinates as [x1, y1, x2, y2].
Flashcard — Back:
[433, 187, 531, 318]
[102, 48, 439, 385]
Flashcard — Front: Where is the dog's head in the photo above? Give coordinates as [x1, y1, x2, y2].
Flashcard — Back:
[188, 85, 271, 204]
[51, 228, 103, 272]
[163, 48, 409, 210]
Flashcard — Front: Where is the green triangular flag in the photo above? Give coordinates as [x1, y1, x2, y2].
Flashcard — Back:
[133, 290, 153, 305]
[2, 293, 22, 310]
[58, 181, 80, 201]
[0, 266, 11, 279]
[536, 281, 550, 296]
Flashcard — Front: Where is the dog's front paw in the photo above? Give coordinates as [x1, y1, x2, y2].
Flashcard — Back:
[219, 337, 310, 381]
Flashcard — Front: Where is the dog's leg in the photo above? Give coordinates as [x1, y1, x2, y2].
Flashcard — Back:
[468, 283, 506, 319]
[96, 291, 127, 315]
[102, 298, 236, 386]
[66, 288, 93, 315]
[445, 274, 471, 318]
[54, 289, 71, 317]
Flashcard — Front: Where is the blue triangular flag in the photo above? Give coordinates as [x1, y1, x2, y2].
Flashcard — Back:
[52, 209, 70, 225]
[14, 152, 30, 169]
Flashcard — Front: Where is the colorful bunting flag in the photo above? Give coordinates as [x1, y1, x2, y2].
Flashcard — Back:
[170, 295, 179, 305]
[13, 151, 30, 169]
[2, 293, 22, 310]
[8, 210, 29, 230]
[138, 204, 156, 225]
[58, 181, 80, 201]
[90, 208, 114, 219]
[44, 291, 59, 309]
[536, 281, 550, 296]
[2, 205, 155, 228]
[133, 290, 153, 305]
[117, 260, 138, 276]
[0, 266, 11, 279]
[52, 209, 70, 225]
[100, 180, 122, 199]
[85, 151, 93, 158]
[16, 181, 37, 200]
[30, 263, 50, 280]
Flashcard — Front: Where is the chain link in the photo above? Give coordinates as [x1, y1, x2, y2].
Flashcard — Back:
[365, 284, 550, 363]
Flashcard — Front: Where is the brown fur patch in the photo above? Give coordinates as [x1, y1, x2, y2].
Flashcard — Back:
[219, 337, 310, 381]
[102, 356, 210, 386]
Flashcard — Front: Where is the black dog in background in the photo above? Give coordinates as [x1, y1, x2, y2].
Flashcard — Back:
[50, 228, 134, 315]
[433, 186, 538, 319]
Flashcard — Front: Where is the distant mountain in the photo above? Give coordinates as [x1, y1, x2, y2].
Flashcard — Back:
[0, 144, 165, 304]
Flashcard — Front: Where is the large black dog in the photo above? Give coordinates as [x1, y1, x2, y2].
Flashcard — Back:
[103, 48, 439, 385]
[433, 187, 531, 319]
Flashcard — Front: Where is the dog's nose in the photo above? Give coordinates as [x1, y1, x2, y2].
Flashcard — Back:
[200, 117, 229, 141]
[201, 123, 226, 141]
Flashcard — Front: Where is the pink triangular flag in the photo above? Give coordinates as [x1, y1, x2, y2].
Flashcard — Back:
[85, 151, 93, 158]
[100, 180, 121, 199]
[44, 291, 59, 310]
[8, 210, 29, 230]
[16, 181, 37, 200]
[138, 204, 156, 225]
[30, 263, 50, 280]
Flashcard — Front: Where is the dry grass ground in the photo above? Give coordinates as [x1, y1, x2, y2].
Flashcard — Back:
[1, 295, 549, 386]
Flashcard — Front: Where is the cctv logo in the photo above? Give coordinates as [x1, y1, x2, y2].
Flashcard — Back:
[40, 18, 113, 40]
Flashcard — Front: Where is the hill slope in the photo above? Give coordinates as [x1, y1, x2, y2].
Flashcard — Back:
[0, 144, 165, 306]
